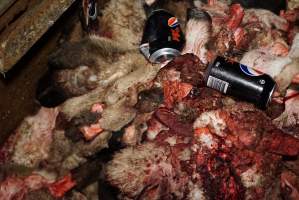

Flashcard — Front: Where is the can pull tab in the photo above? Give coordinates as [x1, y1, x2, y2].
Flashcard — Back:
[139, 43, 150, 60]
[82, 0, 98, 30]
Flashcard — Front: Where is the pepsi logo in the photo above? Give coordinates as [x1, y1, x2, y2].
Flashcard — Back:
[168, 17, 179, 28]
[240, 64, 263, 77]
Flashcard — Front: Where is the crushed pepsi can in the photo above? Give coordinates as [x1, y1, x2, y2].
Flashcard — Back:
[205, 56, 276, 109]
[140, 9, 185, 63]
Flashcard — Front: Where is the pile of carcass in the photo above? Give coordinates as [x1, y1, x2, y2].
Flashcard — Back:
[1, 0, 299, 199]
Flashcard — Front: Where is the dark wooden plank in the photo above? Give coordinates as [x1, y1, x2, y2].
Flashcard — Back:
[0, 0, 18, 16]
[0, 0, 76, 73]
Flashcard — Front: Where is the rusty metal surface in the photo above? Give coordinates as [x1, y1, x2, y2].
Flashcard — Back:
[0, 0, 76, 73]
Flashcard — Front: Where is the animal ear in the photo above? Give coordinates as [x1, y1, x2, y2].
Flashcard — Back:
[36, 71, 68, 107]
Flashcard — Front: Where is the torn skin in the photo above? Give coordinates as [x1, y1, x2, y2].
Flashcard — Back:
[0, 174, 55, 200]
[270, 41, 289, 56]
[259, 131, 299, 156]
[227, 3, 246, 51]
[163, 81, 193, 109]
[233, 27, 246, 48]
[154, 108, 193, 136]
[281, 171, 299, 200]
[227, 4, 244, 30]
[80, 103, 105, 141]
[48, 174, 76, 198]
[80, 123, 103, 141]
[91, 103, 105, 113]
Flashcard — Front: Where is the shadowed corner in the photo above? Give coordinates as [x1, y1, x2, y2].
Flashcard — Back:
[35, 70, 68, 108]
[232, 0, 286, 14]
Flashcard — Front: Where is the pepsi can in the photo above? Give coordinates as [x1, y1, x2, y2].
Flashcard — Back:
[205, 56, 276, 109]
[140, 9, 185, 63]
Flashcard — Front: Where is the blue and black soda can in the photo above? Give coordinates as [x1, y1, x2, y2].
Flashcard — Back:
[205, 56, 276, 109]
[140, 9, 185, 63]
